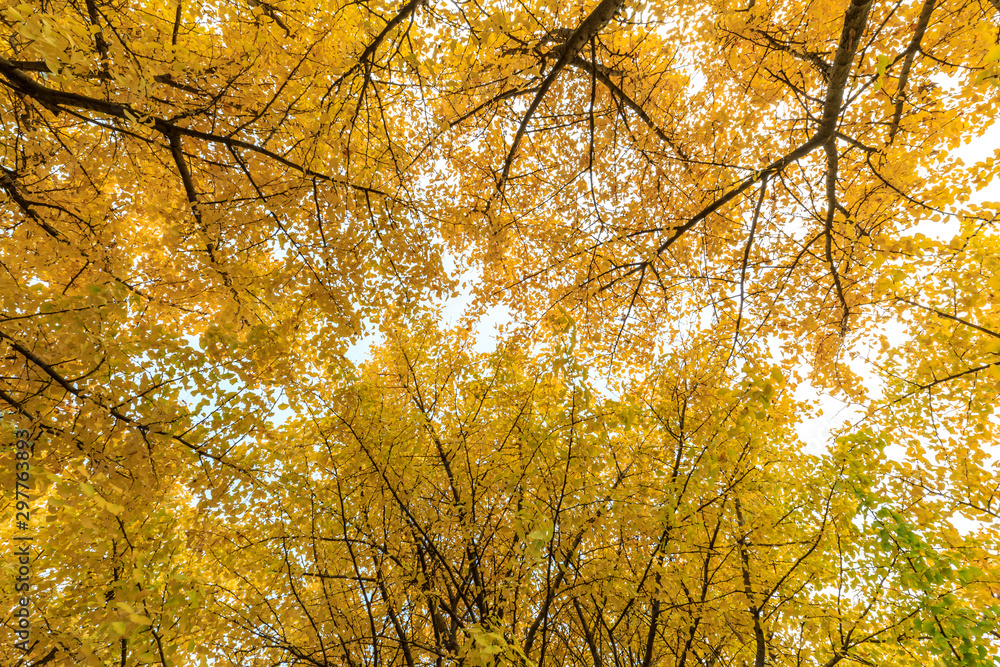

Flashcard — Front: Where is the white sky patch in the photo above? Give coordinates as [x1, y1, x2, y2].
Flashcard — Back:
[471, 304, 513, 353]
[439, 265, 513, 354]
[345, 330, 382, 366]
[903, 121, 1000, 239]
[266, 389, 295, 427]
[341, 250, 514, 364]
[949, 511, 988, 536]
[793, 383, 860, 456]
[952, 121, 1000, 195]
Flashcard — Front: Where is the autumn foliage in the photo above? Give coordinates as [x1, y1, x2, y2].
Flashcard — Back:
[1, 0, 999, 665]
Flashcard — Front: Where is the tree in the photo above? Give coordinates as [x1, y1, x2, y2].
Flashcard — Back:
[191, 320, 1000, 667]
[0, 0, 998, 665]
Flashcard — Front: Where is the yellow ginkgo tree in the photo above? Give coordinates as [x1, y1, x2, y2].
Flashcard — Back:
[185, 321, 999, 667]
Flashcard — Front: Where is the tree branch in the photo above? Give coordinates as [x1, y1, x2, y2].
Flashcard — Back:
[616, 0, 874, 278]
[896, 296, 1000, 340]
[818, 0, 875, 139]
[0, 56, 395, 200]
[172, 0, 183, 45]
[569, 55, 689, 161]
[0, 168, 67, 241]
[734, 498, 766, 667]
[897, 361, 1000, 399]
[887, 0, 937, 144]
[824, 139, 850, 333]
[0, 330, 232, 466]
[83, 0, 110, 62]
[322, 0, 423, 98]
[727, 174, 768, 369]
[498, 0, 627, 193]
[752, 28, 832, 80]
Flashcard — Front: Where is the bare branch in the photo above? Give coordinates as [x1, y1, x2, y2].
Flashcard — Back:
[818, 0, 875, 139]
[752, 28, 832, 80]
[84, 0, 110, 62]
[322, 0, 424, 98]
[734, 498, 767, 667]
[897, 361, 1000, 399]
[172, 1, 183, 45]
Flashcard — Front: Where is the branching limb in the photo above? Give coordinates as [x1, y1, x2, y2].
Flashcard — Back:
[247, 0, 291, 36]
[818, 0, 875, 139]
[167, 131, 203, 226]
[824, 139, 850, 333]
[8, 58, 204, 94]
[26, 647, 59, 667]
[896, 297, 1000, 340]
[751, 28, 832, 80]
[734, 498, 767, 667]
[616, 0, 873, 280]
[0, 168, 67, 241]
[0, 56, 395, 200]
[83, 0, 110, 62]
[897, 361, 1000, 399]
[640, 580, 662, 667]
[0, 330, 233, 466]
[651, 137, 822, 260]
[498, 0, 627, 194]
[167, 130, 246, 304]
[569, 55, 689, 161]
[573, 598, 604, 667]
[887, 0, 937, 144]
[172, 1, 183, 45]
[321, 0, 424, 100]
[726, 175, 768, 370]
[836, 130, 878, 153]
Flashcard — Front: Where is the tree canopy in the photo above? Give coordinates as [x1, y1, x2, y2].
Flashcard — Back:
[0, 0, 999, 665]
